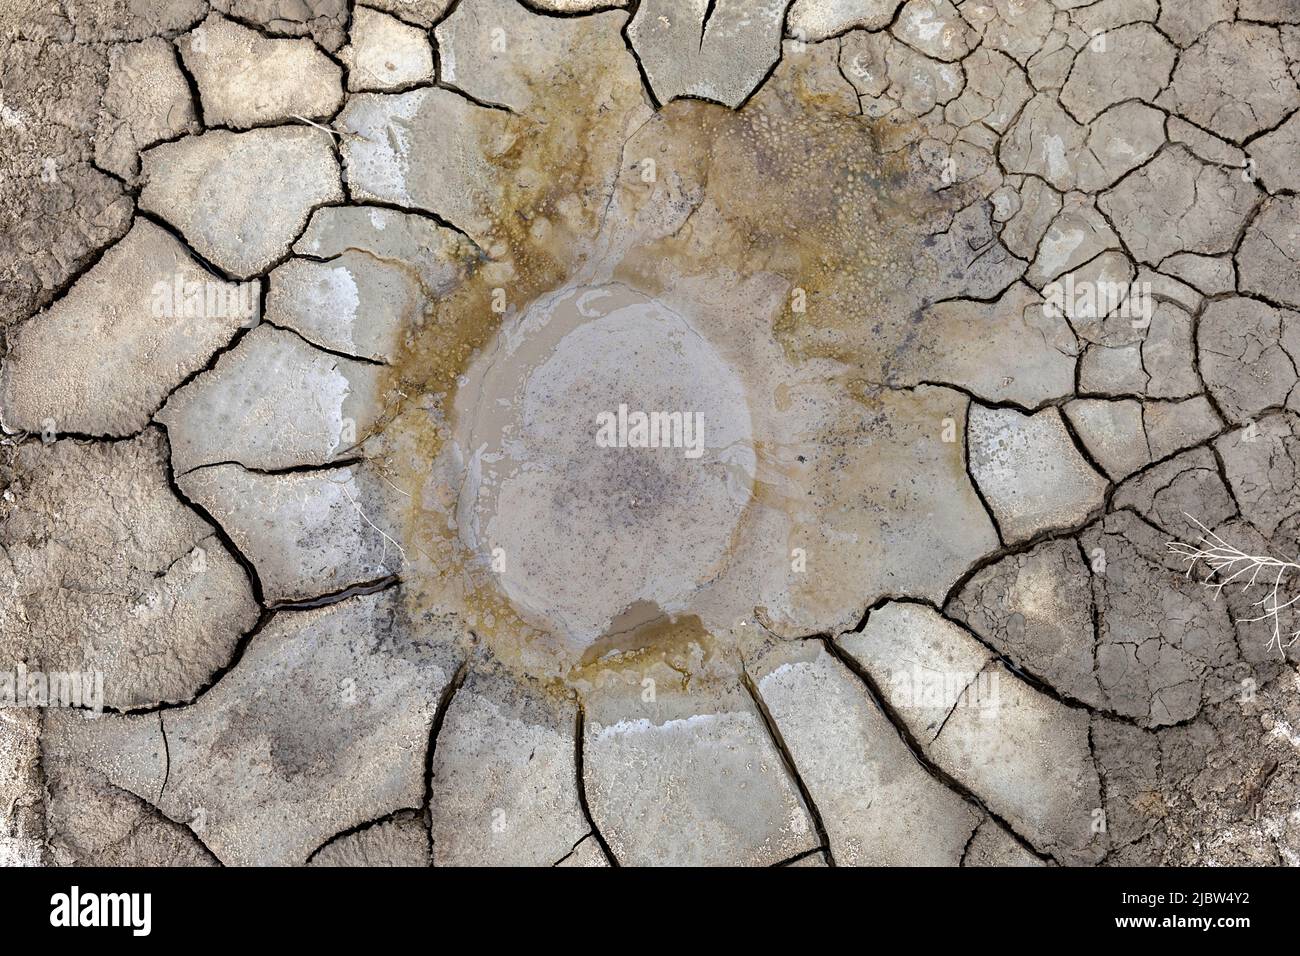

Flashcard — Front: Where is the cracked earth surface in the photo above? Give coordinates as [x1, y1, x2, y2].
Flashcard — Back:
[3, 0, 1300, 868]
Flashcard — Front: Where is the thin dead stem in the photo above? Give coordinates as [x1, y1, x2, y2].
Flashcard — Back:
[1169, 514, 1300, 655]
[335, 474, 406, 567]
[291, 114, 371, 143]
[329, 465, 440, 570]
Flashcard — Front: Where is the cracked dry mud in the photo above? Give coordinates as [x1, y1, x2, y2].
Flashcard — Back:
[3, 0, 1300, 869]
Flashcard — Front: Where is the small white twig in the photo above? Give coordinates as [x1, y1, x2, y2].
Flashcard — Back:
[370, 461, 412, 498]
[1169, 513, 1300, 655]
[331, 466, 440, 571]
[336, 476, 405, 567]
[291, 114, 371, 143]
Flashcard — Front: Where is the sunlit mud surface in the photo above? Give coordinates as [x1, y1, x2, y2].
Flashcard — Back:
[9, 0, 1300, 869]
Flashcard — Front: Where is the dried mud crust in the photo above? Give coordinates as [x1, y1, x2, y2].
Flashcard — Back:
[2, 0, 1300, 868]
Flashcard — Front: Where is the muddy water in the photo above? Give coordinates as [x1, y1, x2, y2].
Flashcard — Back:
[450, 283, 756, 650]
[365, 39, 980, 689]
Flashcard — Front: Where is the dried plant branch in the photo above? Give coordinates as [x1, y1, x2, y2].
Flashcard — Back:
[290, 114, 371, 143]
[329, 468, 439, 570]
[1169, 514, 1300, 655]
[335, 474, 406, 567]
